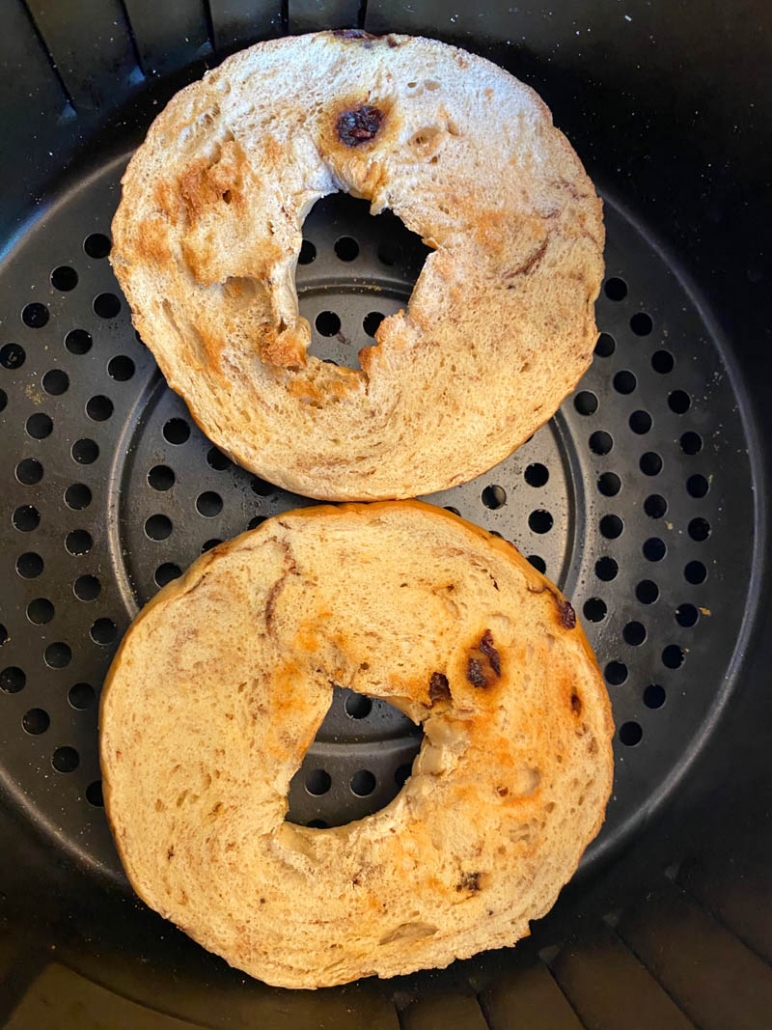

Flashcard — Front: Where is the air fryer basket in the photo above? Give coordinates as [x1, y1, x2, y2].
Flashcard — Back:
[1, 2, 771, 1028]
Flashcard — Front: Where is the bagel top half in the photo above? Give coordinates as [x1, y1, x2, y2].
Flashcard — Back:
[100, 502, 614, 989]
[111, 31, 604, 501]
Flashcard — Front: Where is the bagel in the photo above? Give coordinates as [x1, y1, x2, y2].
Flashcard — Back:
[111, 31, 604, 501]
[100, 502, 614, 988]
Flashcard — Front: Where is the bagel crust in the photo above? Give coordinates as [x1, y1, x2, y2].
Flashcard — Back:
[111, 32, 605, 501]
[101, 502, 614, 988]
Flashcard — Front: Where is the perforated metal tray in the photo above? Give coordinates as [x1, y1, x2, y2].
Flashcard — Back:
[0, 152, 757, 886]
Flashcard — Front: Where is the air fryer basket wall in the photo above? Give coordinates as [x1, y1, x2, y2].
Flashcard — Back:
[0, 2, 771, 1027]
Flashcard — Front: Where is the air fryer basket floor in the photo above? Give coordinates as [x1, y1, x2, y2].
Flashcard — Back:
[0, 151, 758, 883]
[2, 4, 772, 1027]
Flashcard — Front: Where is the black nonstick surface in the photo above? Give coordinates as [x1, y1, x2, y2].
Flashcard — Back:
[1, 2, 771, 1028]
[0, 159, 758, 877]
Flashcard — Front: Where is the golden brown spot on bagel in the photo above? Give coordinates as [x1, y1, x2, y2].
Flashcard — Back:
[262, 134, 283, 169]
[288, 370, 356, 404]
[259, 324, 307, 370]
[571, 693, 583, 716]
[428, 671, 451, 704]
[194, 323, 226, 373]
[133, 216, 172, 262]
[336, 105, 385, 147]
[153, 179, 182, 221]
[180, 157, 224, 220]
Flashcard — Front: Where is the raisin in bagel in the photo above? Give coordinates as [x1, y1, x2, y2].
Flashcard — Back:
[100, 502, 613, 988]
[110, 31, 604, 501]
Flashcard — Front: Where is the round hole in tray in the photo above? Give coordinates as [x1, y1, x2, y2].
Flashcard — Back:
[148, 465, 174, 491]
[23, 708, 50, 735]
[619, 721, 643, 746]
[583, 597, 607, 622]
[52, 746, 79, 772]
[108, 355, 135, 380]
[74, 575, 101, 601]
[26, 413, 53, 439]
[525, 463, 549, 487]
[351, 770, 376, 797]
[16, 552, 43, 578]
[596, 556, 618, 582]
[86, 781, 104, 807]
[0, 343, 25, 369]
[44, 642, 71, 669]
[676, 603, 700, 628]
[334, 236, 359, 261]
[298, 239, 316, 265]
[595, 332, 615, 357]
[84, 233, 111, 258]
[163, 418, 190, 444]
[306, 769, 331, 796]
[636, 580, 659, 605]
[66, 329, 92, 355]
[604, 277, 627, 300]
[68, 683, 95, 710]
[629, 410, 652, 435]
[644, 684, 666, 709]
[589, 430, 613, 455]
[51, 265, 78, 291]
[16, 458, 43, 485]
[65, 483, 92, 510]
[575, 390, 598, 415]
[22, 302, 49, 328]
[630, 312, 653, 336]
[93, 293, 121, 319]
[345, 694, 373, 719]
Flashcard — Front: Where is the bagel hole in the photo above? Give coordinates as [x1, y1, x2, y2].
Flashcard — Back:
[299, 193, 432, 371]
[285, 685, 423, 828]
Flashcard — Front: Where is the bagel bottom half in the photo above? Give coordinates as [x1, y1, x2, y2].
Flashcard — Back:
[100, 501, 613, 989]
